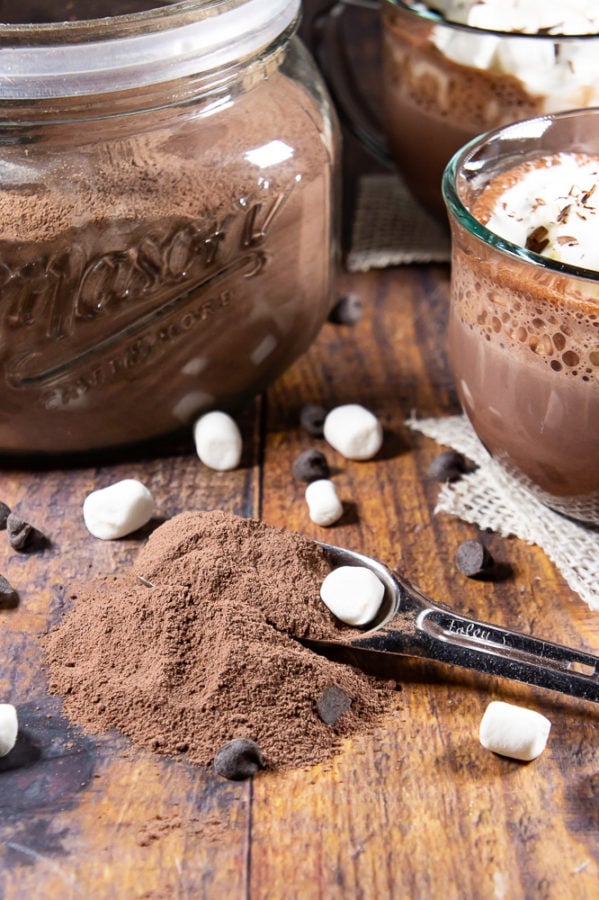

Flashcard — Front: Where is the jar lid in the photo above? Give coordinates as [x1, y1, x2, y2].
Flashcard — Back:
[0, 0, 301, 99]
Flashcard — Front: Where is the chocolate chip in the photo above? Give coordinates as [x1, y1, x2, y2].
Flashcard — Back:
[292, 449, 330, 483]
[316, 685, 352, 726]
[525, 225, 550, 254]
[6, 514, 45, 552]
[0, 574, 17, 608]
[455, 539, 494, 578]
[300, 403, 327, 438]
[0, 502, 10, 530]
[213, 738, 265, 780]
[328, 293, 362, 325]
[427, 450, 476, 483]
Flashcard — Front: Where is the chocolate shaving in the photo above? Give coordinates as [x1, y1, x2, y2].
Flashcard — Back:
[525, 225, 550, 254]
[556, 204, 571, 224]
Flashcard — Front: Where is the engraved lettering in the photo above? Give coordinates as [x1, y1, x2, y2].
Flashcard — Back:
[39, 288, 233, 409]
[241, 182, 296, 248]
[203, 227, 226, 266]
[0, 181, 295, 393]
[447, 618, 493, 643]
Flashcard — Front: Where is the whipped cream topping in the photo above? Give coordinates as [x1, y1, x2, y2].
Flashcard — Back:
[426, 0, 599, 34]
[421, 1, 599, 109]
[480, 153, 599, 271]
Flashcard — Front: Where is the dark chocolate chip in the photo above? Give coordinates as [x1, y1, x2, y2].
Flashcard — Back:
[328, 293, 363, 325]
[300, 403, 327, 438]
[292, 449, 330, 483]
[213, 738, 265, 781]
[6, 514, 45, 553]
[316, 685, 352, 726]
[455, 539, 494, 578]
[0, 502, 10, 530]
[427, 450, 476, 483]
[0, 574, 18, 608]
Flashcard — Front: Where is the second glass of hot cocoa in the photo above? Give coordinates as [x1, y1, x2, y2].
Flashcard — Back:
[443, 108, 599, 526]
[382, 1, 599, 217]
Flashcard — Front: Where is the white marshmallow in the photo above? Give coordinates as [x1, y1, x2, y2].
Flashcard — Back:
[323, 404, 383, 461]
[430, 0, 599, 108]
[479, 700, 551, 761]
[83, 478, 154, 540]
[305, 479, 343, 527]
[320, 565, 385, 626]
[433, 0, 599, 34]
[436, 30, 499, 70]
[0, 703, 18, 757]
[193, 410, 242, 471]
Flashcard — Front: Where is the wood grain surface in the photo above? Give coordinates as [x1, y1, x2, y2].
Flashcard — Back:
[0, 260, 597, 900]
[1, 3, 598, 896]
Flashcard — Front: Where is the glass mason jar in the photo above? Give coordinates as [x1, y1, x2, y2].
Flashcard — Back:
[0, 1, 339, 454]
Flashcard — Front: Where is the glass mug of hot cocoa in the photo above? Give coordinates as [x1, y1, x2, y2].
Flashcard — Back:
[443, 108, 599, 526]
[382, 1, 599, 216]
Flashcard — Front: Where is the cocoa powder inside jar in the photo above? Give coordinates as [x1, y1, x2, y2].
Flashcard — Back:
[0, 31, 335, 454]
[44, 511, 396, 771]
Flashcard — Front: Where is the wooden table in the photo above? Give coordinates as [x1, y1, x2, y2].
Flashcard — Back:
[1, 256, 598, 898]
[1, 15, 598, 900]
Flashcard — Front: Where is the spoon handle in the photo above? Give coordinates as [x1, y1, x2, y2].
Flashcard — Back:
[355, 596, 599, 702]
[421, 605, 598, 701]
[315, 543, 598, 702]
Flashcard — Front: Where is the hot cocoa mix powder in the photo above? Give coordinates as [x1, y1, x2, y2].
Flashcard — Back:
[44, 511, 396, 771]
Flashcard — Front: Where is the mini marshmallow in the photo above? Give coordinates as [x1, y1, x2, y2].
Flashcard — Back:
[193, 410, 242, 471]
[0, 703, 18, 757]
[320, 565, 385, 626]
[83, 478, 154, 540]
[437, 30, 499, 70]
[305, 479, 343, 527]
[479, 700, 551, 761]
[323, 404, 383, 461]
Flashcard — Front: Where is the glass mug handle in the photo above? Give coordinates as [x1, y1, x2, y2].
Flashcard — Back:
[310, 0, 392, 165]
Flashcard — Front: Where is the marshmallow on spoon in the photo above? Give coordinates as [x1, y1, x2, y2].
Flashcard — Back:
[83, 479, 154, 540]
[320, 565, 385, 626]
[479, 700, 551, 761]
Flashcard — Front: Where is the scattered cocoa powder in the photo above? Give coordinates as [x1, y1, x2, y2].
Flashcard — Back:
[44, 511, 396, 771]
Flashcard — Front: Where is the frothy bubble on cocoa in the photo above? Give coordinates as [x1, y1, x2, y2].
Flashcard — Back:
[453, 265, 599, 382]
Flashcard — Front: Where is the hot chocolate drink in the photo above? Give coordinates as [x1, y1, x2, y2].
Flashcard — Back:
[382, 1, 599, 216]
[447, 149, 599, 523]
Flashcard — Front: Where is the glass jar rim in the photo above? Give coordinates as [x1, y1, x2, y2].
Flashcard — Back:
[0, 0, 300, 98]
[386, 0, 599, 40]
[442, 108, 599, 286]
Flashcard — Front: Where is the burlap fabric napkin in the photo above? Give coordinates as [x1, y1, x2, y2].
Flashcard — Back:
[347, 172, 451, 271]
[408, 413, 599, 612]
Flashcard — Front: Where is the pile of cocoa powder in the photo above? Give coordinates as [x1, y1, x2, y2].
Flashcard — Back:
[44, 511, 397, 771]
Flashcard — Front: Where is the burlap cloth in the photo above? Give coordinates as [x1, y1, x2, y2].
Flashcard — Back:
[347, 173, 450, 271]
[408, 414, 599, 612]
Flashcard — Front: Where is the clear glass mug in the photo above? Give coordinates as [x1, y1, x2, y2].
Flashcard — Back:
[443, 109, 599, 526]
[0, 1, 339, 455]
[314, 0, 599, 218]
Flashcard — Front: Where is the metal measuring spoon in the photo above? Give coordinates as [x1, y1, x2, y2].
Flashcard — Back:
[303, 543, 599, 703]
